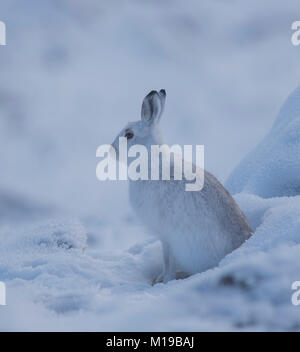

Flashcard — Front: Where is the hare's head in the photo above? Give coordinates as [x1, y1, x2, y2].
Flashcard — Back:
[112, 90, 166, 155]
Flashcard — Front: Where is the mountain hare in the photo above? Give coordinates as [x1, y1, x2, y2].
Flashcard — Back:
[112, 90, 252, 283]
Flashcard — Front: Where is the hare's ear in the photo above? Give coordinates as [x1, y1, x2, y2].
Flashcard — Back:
[141, 90, 166, 124]
[158, 89, 166, 118]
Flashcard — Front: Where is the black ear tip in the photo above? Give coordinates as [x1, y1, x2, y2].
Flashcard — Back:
[159, 89, 166, 96]
[147, 90, 158, 98]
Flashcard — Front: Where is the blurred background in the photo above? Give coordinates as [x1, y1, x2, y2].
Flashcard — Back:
[0, 0, 299, 227]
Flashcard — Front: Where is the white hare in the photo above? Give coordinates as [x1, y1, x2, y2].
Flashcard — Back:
[112, 90, 252, 283]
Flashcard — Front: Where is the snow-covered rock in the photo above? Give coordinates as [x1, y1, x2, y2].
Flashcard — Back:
[226, 85, 300, 198]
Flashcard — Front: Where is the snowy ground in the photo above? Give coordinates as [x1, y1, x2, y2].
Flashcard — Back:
[1, 191, 300, 331]
[1, 0, 300, 331]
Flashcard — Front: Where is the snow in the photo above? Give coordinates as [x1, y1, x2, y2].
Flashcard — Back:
[1, 0, 300, 331]
[1, 193, 300, 331]
[226, 85, 300, 198]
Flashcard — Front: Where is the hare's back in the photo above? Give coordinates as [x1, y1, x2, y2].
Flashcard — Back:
[202, 171, 252, 244]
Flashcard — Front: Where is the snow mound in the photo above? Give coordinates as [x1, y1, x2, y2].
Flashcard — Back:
[226, 85, 300, 198]
[0, 219, 163, 319]
[1, 195, 300, 331]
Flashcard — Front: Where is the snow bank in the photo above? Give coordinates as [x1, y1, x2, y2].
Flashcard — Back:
[1, 193, 300, 331]
[226, 85, 300, 198]
[0, 218, 164, 330]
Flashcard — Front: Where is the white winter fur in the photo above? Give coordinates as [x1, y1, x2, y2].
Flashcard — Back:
[112, 90, 252, 283]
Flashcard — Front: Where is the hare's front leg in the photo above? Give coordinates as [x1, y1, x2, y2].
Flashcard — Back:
[152, 241, 177, 285]
[162, 240, 177, 283]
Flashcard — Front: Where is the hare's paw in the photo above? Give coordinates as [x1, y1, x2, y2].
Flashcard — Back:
[152, 272, 164, 286]
[176, 271, 190, 280]
[151, 271, 190, 285]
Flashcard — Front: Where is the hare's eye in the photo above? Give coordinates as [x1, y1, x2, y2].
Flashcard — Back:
[125, 130, 134, 139]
